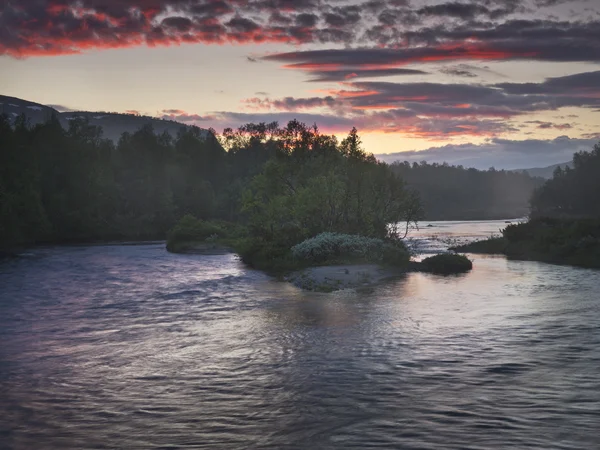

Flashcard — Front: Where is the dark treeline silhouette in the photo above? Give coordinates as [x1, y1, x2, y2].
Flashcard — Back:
[454, 142, 600, 268]
[390, 161, 543, 220]
[530, 143, 600, 218]
[0, 113, 547, 252]
[1, 115, 414, 251]
[0, 114, 244, 249]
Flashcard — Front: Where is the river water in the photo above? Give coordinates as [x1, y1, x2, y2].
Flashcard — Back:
[1, 221, 599, 449]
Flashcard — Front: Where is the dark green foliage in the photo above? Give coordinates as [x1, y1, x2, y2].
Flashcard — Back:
[380, 243, 412, 267]
[166, 215, 224, 252]
[484, 143, 600, 268]
[232, 124, 421, 272]
[240, 126, 422, 246]
[451, 237, 508, 254]
[233, 237, 300, 275]
[421, 254, 473, 274]
[0, 115, 248, 250]
[0, 116, 420, 268]
[530, 143, 600, 219]
[390, 161, 543, 220]
[502, 218, 600, 268]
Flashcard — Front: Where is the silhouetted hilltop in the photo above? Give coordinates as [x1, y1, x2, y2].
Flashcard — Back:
[0, 95, 207, 141]
[513, 161, 572, 179]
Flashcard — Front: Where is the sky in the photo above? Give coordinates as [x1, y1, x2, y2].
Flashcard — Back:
[1, 0, 600, 169]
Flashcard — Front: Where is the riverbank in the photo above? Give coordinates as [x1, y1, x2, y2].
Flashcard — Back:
[452, 218, 600, 269]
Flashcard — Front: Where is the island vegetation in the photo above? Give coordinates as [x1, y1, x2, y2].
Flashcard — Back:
[0, 113, 480, 284]
[8, 111, 594, 282]
[453, 143, 600, 269]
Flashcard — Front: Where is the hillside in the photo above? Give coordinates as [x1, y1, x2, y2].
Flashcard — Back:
[0, 95, 207, 141]
[513, 162, 572, 179]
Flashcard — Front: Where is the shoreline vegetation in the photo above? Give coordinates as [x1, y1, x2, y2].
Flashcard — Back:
[453, 144, 600, 269]
[2, 113, 598, 283]
[1, 115, 540, 252]
[452, 218, 600, 269]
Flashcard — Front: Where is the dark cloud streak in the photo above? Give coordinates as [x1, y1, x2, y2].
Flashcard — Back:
[234, 69, 600, 137]
[1, 0, 597, 60]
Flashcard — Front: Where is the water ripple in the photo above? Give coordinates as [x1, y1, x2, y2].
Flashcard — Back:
[1, 228, 600, 449]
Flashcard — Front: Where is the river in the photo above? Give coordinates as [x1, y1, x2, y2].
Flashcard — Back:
[1, 220, 599, 449]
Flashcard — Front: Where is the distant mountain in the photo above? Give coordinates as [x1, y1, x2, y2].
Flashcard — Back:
[0, 95, 207, 141]
[513, 162, 572, 179]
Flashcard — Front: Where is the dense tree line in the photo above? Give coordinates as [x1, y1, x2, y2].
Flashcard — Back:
[530, 143, 600, 218]
[0, 114, 253, 249]
[0, 113, 553, 252]
[390, 161, 543, 220]
[0, 116, 419, 251]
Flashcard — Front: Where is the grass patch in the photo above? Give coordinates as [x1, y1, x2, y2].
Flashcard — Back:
[231, 232, 411, 276]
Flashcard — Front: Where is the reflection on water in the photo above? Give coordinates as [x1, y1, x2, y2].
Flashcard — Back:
[1, 224, 600, 449]
[407, 219, 523, 255]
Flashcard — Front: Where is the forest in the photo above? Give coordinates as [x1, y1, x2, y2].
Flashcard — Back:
[530, 144, 600, 219]
[391, 161, 542, 220]
[0, 114, 542, 253]
[454, 143, 600, 268]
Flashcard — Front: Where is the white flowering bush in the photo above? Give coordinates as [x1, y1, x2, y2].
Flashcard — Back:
[291, 232, 409, 266]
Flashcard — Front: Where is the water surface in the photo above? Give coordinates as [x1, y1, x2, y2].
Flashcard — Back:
[1, 221, 599, 449]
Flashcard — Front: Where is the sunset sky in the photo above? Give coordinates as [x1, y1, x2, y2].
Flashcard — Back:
[1, 0, 600, 168]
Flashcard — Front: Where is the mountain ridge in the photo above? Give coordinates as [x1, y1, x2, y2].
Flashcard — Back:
[0, 95, 207, 141]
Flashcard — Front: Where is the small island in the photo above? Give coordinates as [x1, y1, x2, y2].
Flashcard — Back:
[165, 124, 473, 291]
[167, 216, 473, 291]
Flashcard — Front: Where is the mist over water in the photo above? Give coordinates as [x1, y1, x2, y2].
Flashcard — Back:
[1, 222, 599, 449]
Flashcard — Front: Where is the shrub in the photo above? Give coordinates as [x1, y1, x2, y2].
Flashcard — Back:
[451, 237, 508, 254]
[421, 253, 473, 275]
[166, 215, 224, 252]
[291, 232, 410, 267]
[231, 235, 301, 275]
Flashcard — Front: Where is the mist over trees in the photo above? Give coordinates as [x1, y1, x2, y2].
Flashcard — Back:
[390, 161, 543, 220]
[0, 114, 230, 248]
[0, 113, 548, 251]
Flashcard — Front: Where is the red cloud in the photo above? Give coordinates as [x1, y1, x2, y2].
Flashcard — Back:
[2, 2, 599, 63]
[232, 70, 600, 138]
[0, 1, 326, 58]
